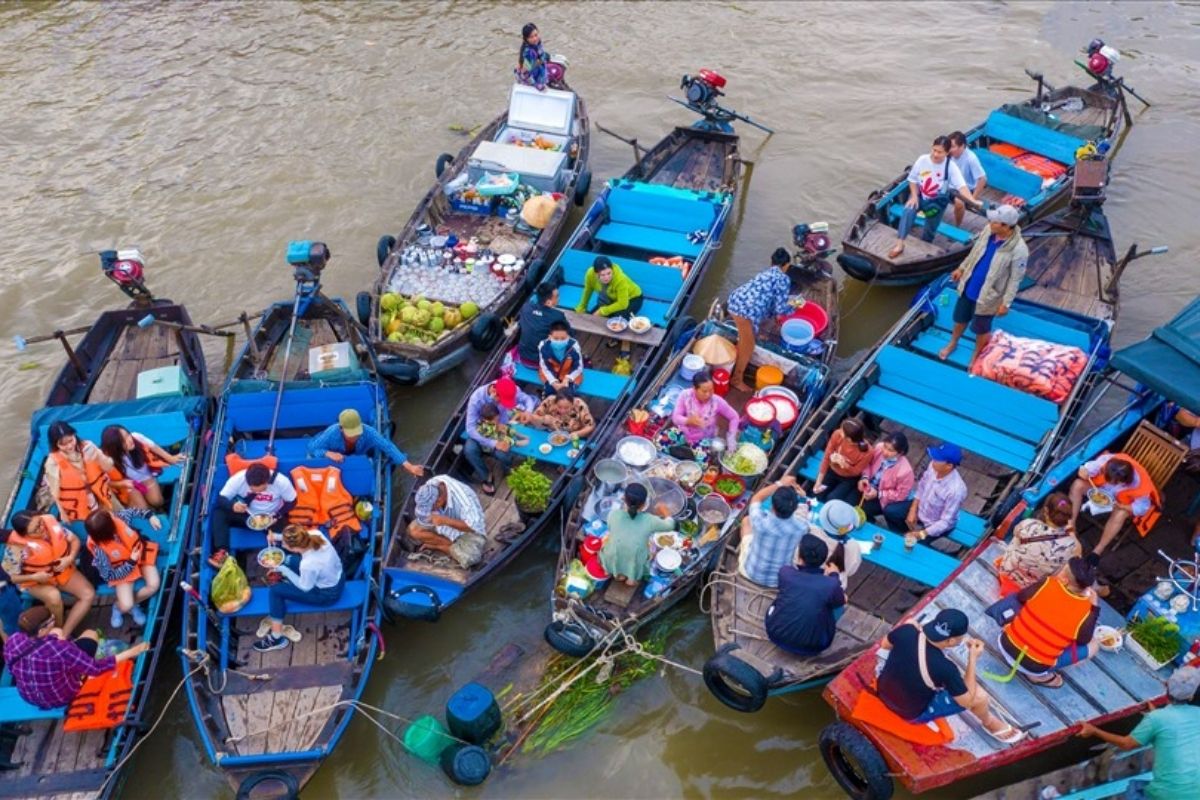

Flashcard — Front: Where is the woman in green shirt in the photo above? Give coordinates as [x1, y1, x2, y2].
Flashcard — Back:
[600, 483, 674, 586]
[575, 256, 644, 319]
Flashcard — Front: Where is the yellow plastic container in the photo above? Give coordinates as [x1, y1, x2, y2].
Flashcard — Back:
[755, 365, 784, 391]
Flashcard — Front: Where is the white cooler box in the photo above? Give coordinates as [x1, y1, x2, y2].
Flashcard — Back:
[469, 140, 568, 193]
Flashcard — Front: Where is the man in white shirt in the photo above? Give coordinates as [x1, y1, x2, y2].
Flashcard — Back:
[948, 131, 988, 227]
[889, 135, 977, 259]
[210, 462, 297, 566]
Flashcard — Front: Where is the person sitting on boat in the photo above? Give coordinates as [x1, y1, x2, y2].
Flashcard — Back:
[42, 421, 116, 524]
[888, 135, 977, 260]
[1068, 452, 1162, 557]
[517, 279, 569, 367]
[764, 533, 846, 656]
[936, 204, 1028, 368]
[4, 510, 95, 638]
[307, 408, 424, 477]
[464, 376, 538, 496]
[948, 131, 988, 228]
[532, 389, 596, 438]
[3, 606, 149, 710]
[210, 462, 298, 568]
[883, 442, 967, 554]
[671, 370, 740, 451]
[84, 509, 162, 629]
[854, 431, 915, 525]
[1161, 403, 1200, 475]
[99, 424, 185, 510]
[876, 609, 1025, 744]
[811, 417, 873, 503]
[474, 403, 531, 449]
[810, 499, 864, 590]
[537, 321, 584, 397]
[575, 257, 643, 318]
[996, 557, 1100, 688]
[1078, 665, 1200, 800]
[739, 476, 809, 589]
[600, 483, 675, 588]
[997, 492, 1081, 592]
[725, 248, 794, 393]
[406, 476, 487, 557]
[515, 22, 550, 91]
[253, 526, 345, 653]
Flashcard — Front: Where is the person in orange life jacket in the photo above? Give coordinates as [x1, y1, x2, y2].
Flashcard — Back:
[537, 321, 584, 397]
[1068, 453, 1159, 556]
[876, 608, 1025, 744]
[3, 510, 95, 638]
[42, 421, 115, 524]
[85, 510, 162, 630]
[99, 424, 184, 510]
[517, 280, 570, 367]
[210, 462, 297, 568]
[997, 557, 1100, 688]
[306, 409, 424, 477]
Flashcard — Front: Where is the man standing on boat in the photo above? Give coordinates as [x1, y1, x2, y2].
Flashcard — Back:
[937, 204, 1028, 368]
[307, 409, 424, 477]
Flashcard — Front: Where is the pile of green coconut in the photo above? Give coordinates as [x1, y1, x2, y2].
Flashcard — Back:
[378, 292, 479, 345]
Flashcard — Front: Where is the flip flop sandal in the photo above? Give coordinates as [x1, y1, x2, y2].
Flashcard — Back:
[481, 482, 496, 496]
[984, 722, 1027, 744]
[256, 617, 273, 638]
[1026, 672, 1064, 689]
[280, 624, 303, 643]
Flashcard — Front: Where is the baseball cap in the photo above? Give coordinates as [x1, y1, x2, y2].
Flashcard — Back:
[927, 441, 963, 466]
[923, 608, 969, 642]
[1168, 666, 1200, 702]
[493, 376, 519, 409]
[338, 409, 364, 437]
[414, 483, 441, 527]
[987, 204, 1020, 226]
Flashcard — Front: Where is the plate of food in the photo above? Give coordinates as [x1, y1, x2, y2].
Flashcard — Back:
[549, 431, 571, 447]
[538, 443, 553, 455]
[1096, 624, 1124, 652]
[628, 316, 652, 334]
[606, 317, 628, 333]
[257, 546, 285, 569]
[247, 513, 275, 531]
[1087, 487, 1113, 507]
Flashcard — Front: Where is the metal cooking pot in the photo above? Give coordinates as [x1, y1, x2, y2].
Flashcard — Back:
[647, 477, 686, 518]
[594, 458, 629, 495]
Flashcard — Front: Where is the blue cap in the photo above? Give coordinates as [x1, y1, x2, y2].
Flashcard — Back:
[926, 441, 963, 466]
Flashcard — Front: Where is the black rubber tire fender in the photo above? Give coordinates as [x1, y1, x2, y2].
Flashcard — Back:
[543, 620, 595, 658]
[235, 770, 299, 800]
[524, 258, 545, 293]
[435, 152, 454, 179]
[468, 313, 503, 352]
[818, 721, 895, 800]
[356, 291, 373, 327]
[668, 315, 699, 355]
[837, 253, 877, 282]
[383, 585, 442, 623]
[573, 169, 592, 206]
[376, 234, 396, 269]
[702, 643, 769, 713]
[375, 357, 422, 385]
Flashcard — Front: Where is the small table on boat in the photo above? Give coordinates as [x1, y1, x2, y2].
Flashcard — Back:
[562, 310, 665, 347]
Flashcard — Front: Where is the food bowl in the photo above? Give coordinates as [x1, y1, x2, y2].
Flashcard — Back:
[1171, 594, 1192, 614]
[1095, 624, 1123, 652]
[1087, 488, 1113, 507]
[696, 494, 732, 525]
[647, 477, 686, 517]
[675, 461, 703, 490]
[538, 443, 553, 455]
[713, 474, 747, 502]
[763, 394, 799, 429]
[257, 546, 285, 569]
[628, 316, 652, 334]
[247, 514, 275, 531]
[693, 483, 713, 497]
[615, 435, 656, 468]
[594, 458, 629, 494]
[549, 431, 571, 447]
[567, 448, 580, 459]
[654, 548, 683, 573]
[720, 443, 769, 477]
[606, 317, 629, 333]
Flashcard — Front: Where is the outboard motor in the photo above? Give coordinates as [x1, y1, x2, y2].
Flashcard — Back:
[99, 248, 153, 305]
[1085, 38, 1120, 81]
[791, 222, 836, 278]
[680, 69, 727, 112]
[285, 239, 331, 315]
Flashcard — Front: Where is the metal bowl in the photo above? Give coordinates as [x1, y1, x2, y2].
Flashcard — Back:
[615, 436, 656, 468]
[594, 458, 629, 493]
[696, 494, 732, 525]
[647, 477, 686, 517]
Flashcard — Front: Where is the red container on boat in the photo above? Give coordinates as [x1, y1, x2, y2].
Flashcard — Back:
[763, 395, 798, 429]
[584, 558, 609, 581]
[744, 397, 777, 428]
[712, 368, 731, 396]
[581, 535, 603, 561]
[781, 301, 829, 337]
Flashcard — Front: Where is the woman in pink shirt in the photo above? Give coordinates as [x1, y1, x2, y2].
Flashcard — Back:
[854, 431, 915, 523]
[671, 370, 740, 450]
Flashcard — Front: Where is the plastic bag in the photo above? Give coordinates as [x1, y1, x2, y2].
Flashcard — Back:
[449, 532, 487, 569]
[612, 357, 632, 376]
[211, 556, 252, 614]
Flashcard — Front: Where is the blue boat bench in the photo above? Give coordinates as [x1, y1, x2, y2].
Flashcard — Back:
[982, 110, 1087, 167]
[512, 362, 630, 403]
[973, 148, 1045, 202]
[589, 182, 724, 260]
[0, 687, 66, 723]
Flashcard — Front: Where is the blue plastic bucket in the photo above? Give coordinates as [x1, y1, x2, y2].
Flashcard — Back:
[780, 319, 815, 354]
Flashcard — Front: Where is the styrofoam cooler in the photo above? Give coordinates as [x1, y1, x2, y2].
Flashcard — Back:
[504, 84, 576, 138]
[469, 140, 567, 193]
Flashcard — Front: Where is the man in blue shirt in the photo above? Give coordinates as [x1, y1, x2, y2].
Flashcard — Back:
[938, 204, 1028, 368]
[948, 131, 988, 227]
[307, 409, 424, 477]
[739, 476, 809, 588]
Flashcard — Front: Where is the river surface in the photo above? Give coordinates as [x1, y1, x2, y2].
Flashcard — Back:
[1, 2, 1198, 798]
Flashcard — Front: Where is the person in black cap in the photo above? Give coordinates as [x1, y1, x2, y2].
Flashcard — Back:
[997, 557, 1100, 688]
[877, 608, 1025, 743]
[763, 534, 846, 656]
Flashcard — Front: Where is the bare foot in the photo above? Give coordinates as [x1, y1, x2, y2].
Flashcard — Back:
[938, 343, 954, 360]
[624, 578, 637, 587]
[888, 242, 905, 259]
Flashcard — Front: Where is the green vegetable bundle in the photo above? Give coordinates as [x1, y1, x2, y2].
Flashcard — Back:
[1128, 615, 1183, 664]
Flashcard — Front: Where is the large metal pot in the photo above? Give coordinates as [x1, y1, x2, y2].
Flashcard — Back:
[647, 477, 686, 518]
[593, 458, 629, 495]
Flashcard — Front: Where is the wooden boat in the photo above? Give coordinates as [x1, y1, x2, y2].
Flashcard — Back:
[818, 297, 1200, 799]
[701, 270, 1118, 712]
[362, 70, 590, 386]
[838, 46, 1134, 287]
[180, 244, 393, 798]
[0, 254, 209, 799]
[544, 315, 831, 657]
[380, 75, 760, 622]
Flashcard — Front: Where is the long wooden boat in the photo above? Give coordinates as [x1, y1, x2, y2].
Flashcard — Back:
[380, 80, 758, 622]
[818, 296, 1200, 799]
[702, 264, 1118, 713]
[180, 246, 393, 797]
[838, 47, 1133, 287]
[362, 72, 590, 386]
[545, 311, 832, 657]
[0, 255, 209, 799]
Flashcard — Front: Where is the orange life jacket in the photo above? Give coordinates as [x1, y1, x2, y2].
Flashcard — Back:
[9, 515, 76, 586]
[288, 465, 362, 535]
[1002, 576, 1093, 668]
[1092, 455, 1162, 536]
[85, 517, 159, 585]
[63, 660, 134, 732]
[107, 441, 169, 505]
[50, 449, 112, 522]
[224, 453, 279, 475]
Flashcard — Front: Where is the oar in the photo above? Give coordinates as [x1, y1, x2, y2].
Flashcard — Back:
[12, 324, 93, 352]
[595, 122, 647, 166]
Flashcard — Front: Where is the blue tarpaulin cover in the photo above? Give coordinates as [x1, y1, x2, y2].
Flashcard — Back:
[1112, 297, 1200, 410]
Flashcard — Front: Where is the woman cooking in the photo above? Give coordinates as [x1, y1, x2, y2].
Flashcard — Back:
[600, 483, 675, 587]
[725, 248, 794, 393]
[671, 370, 740, 451]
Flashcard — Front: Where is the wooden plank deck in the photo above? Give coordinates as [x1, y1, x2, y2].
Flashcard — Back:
[87, 321, 180, 404]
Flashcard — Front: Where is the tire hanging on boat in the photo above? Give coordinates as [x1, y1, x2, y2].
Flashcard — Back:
[524, 259, 545, 293]
[356, 291, 373, 327]
[837, 253, 878, 282]
[435, 152, 454, 179]
[702, 643, 771, 713]
[377, 235, 397, 269]
[468, 313, 503, 352]
[573, 169, 592, 206]
[375, 356, 422, 385]
[235, 770, 300, 800]
[384, 584, 442, 622]
[818, 722, 894, 800]
[543, 619, 595, 658]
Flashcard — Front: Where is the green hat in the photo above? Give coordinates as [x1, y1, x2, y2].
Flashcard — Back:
[339, 409, 364, 437]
